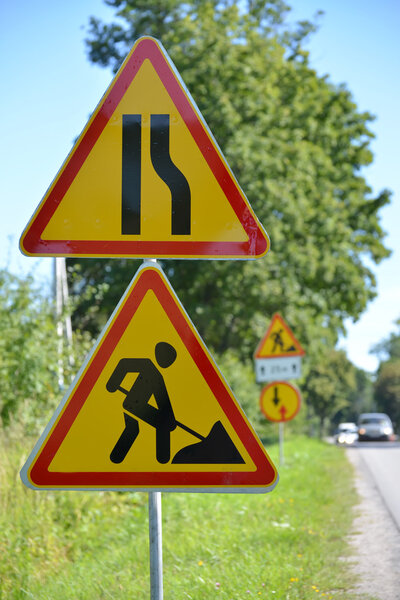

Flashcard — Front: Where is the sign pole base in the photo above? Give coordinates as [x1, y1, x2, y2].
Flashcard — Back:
[149, 491, 163, 600]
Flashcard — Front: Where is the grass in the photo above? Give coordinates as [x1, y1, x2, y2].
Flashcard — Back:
[0, 428, 369, 599]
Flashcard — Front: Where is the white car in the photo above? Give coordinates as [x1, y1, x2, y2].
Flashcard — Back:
[334, 422, 359, 445]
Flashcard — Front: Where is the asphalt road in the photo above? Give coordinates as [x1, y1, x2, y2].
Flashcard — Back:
[345, 441, 400, 599]
[349, 441, 400, 529]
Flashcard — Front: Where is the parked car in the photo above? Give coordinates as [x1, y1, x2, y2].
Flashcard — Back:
[334, 422, 358, 445]
[357, 413, 394, 441]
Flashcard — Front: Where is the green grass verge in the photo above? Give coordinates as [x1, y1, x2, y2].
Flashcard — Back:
[1, 429, 366, 599]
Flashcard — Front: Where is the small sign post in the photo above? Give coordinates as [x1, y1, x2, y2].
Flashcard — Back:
[279, 423, 284, 466]
[259, 380, 302, 464]
[254, 315, 305, 464]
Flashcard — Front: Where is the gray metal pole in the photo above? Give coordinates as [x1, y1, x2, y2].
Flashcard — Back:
[54, 257, 64, 388]
[59, 257, 73, 348]
[144, 258, 163, 600]
[148, 491, 163, 600]
[279, 422, 284, 465]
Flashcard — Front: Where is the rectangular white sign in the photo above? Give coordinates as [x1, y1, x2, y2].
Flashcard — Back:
[254, 356, 302, 383]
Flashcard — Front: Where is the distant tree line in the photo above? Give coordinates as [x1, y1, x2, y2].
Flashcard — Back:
[3, 1, 394, 434]
[66, 0, 391, 430]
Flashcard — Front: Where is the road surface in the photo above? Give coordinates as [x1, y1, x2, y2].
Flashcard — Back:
[353, 441, 400, 528]
[346, 442, 400, 599]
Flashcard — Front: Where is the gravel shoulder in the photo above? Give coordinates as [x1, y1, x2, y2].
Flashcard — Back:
[345, 447, 400, 599]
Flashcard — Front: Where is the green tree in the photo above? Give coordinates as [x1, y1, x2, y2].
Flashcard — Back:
[68, 0, 390, 367]
[372, 319, 400, 363]
[333, 367, 374, 426]
[373, 319, 400, 428]
[374, 361, 400, 429]
[302, 349, 357, 435]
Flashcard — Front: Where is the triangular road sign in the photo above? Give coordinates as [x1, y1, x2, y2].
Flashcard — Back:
[254, 313, 305, 359]
[21, 263, 277, 492]
[20, 36, 269, 259]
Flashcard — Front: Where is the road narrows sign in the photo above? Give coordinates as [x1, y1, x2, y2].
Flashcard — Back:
[259, 381, 301, 423]
[21, 263, 277, 492]
[20, 36, 269, 259]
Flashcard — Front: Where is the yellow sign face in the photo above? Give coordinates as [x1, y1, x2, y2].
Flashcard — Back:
[259, 382, 301, 422]
[20, 37, 269, 259]
[254, 314, 305, 359]
[21, 264, 277, 492]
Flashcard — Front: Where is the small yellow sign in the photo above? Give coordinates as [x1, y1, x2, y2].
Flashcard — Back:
[21, 264, 277, 492]
[259, 381, 301, 422]
[254, 314, 305, 359]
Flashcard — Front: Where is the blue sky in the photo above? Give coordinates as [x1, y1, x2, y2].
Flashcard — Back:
[1, 0, 399, 372]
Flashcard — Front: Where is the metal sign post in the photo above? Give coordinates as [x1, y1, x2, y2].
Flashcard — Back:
[259, 381, 302, 467]
[149, 491, 163, 600]
[279, 422, 284, 466]
[146, 259, 163, 600]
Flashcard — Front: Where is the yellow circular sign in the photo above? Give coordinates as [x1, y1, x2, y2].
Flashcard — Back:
[260, 381, 301, 422]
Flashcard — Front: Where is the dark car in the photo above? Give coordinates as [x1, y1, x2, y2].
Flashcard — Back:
[357, 413, 394, 441]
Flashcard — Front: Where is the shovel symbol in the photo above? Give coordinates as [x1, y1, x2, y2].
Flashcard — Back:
[171, 419, 245, 464]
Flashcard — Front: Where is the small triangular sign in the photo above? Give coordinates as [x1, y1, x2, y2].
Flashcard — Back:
[21, 264, 277, 492]
[20, 36, 269, 259]
[254, 313, 305, 359]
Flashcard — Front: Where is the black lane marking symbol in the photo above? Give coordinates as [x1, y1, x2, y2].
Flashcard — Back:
[121, 115, 141, 235]
[121, 114, 191, 235]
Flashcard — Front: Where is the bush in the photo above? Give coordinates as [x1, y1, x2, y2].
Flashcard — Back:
[0, 269, 92, 434]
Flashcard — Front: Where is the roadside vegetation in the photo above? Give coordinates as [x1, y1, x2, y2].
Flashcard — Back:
[2, 429, 362, 600]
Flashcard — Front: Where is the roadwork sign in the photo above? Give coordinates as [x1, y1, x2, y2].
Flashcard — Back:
[20, 37, 269, 259]
[254, 314, 305, 359]
[21, 263, 277, 492]
[259, 381, 301, 422]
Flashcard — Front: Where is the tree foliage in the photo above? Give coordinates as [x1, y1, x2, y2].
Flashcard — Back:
[302, 349, 357, 434]
[332, 367, 374, 427]
[67, 0, 390, 370]
[372, 319, 400, 363]
[373, 319, 400, 428]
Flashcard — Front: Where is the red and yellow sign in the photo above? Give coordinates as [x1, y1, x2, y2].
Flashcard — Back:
[260, 381, 301, 422]
[254, 314, 305, 359]
[20, 37, 269, 259]
[21, 264, 277, 492]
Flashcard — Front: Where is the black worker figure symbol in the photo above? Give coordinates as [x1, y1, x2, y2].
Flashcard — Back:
[271, 329, 285, 353]
[107, 342, 177, 465]
[271, 328, 296, 353]
[106, 342, 245, 465]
